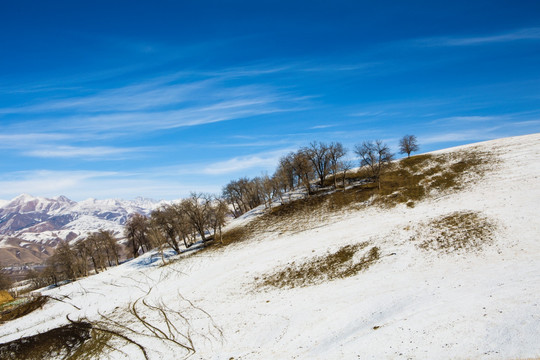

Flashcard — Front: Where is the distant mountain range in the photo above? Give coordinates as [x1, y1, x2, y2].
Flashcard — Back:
[0, 194, 166, 266]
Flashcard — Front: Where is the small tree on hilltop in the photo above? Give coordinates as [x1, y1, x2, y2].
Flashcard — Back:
[291, 150, 315, 195]
[399, 134, 419, 158]
[354, 140, 394, 190]
[304, 141, 331, 188]
[328, 142, 347, 189]
[339, 159, 354, 190]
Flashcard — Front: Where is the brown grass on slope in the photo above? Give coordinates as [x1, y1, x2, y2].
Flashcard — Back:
[255, 242, 380, 289]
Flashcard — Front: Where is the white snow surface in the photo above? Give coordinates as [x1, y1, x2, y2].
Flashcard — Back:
[1, 133, 540, 359]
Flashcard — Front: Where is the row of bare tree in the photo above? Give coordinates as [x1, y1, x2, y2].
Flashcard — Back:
[222, 141, 350, 217]
[124, 193, 229, 259]
[222, 135, 418, 217]
[26, 230, 120, 287]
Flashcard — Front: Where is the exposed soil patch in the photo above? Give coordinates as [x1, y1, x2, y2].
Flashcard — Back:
[0, 322, 92, 360]
[256, 242, 380, 289]
[412, 211, 496, 253]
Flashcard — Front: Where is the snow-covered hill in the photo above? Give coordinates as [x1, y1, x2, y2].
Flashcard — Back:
[1, 133, 539, 359]
[0, 195, 167, 265]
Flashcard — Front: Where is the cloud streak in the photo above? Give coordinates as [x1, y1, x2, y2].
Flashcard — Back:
[202, 149, 290, 175]
[0, 169, 219, 201]
[0, 65, 312, 160]
[22, 145, 149, 159]
[415, 27, 540, 47]
[3, 78, 308, 125]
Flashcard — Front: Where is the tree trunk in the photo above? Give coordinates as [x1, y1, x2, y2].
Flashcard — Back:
[182, 235, 190, 249]
[131, 237, 138, 258]
[90, 256, 99, 274]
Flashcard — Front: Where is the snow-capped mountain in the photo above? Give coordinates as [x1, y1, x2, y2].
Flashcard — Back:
[0, 195, 167, 266]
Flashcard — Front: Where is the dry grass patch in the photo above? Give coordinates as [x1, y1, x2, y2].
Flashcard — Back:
[206, 149, 494, 252]
[377, 149, 493, 207]
[412, 211, 496, 253]
[0, 296, 48, 323]
[0, 291, 13, 306]
[220, 225, 252, 246]
[69, 330, 113, 360]
[0, 322, 92, 360]
[256, 242, 380, 289]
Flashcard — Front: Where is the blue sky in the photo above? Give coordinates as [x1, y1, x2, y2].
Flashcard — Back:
[1, 1, 539, 201]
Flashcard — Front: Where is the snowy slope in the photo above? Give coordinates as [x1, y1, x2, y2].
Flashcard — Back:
[0, 133, 539, 359]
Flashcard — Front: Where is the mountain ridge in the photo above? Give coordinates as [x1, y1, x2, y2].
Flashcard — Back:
[0, 194, 169, 266]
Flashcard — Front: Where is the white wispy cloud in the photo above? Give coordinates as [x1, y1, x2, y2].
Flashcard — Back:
[0, 169, 218, 201]
[54, 97, 304, 135]
[202, 149, 291, 175]
[349, 111, 388, 117]
[512, 119, 540, 127]
[421, 128, 501, 145]
[430, 115, 501, 125]
[0, 133, 150, 160]
[0, 170, 119, 199]
[310, 124, 336, 129]
[416, 27, 540, 47]
[0, 133, 71, 146]
[22, 145, 147, 159]
[298, 63, 375, 73]
[1, 76, 307, 136]
[0, 64, 313, 161]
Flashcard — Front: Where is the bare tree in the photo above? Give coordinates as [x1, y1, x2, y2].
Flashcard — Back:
[273, 153, 299, 202]
[222, 176, 266, 217]
[85, 232, 108, 272]
[42, 257, 60, 286]
[354, 140, 394, 190]
[170, 204, 196, 249]
[25, 264, 59, 290]
[181, 193, 213, 242]
[146, 220, 169, 264]
[125, 213, 151, 258]
[73, 240, 90, 277]
[25, 269, 47, 290]
[328, 142, 347, 189]
[208, 196, 229, 243]
[339, 160, 354, 190]
[258, 174, 276, 208]
[304, 141, 331, 188]
[291, 150, 315, 195]
[53, 240, 81, 280]
[222, 180, 245, 217]
[276, 153, 297, 192]
[269, 173, 285, 204]
[151, 207, 181, 253]
[97, 230, 120, 267]
[399, 134, 419, 158]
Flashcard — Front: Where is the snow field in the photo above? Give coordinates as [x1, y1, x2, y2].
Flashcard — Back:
[1, 133, 539, 359]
